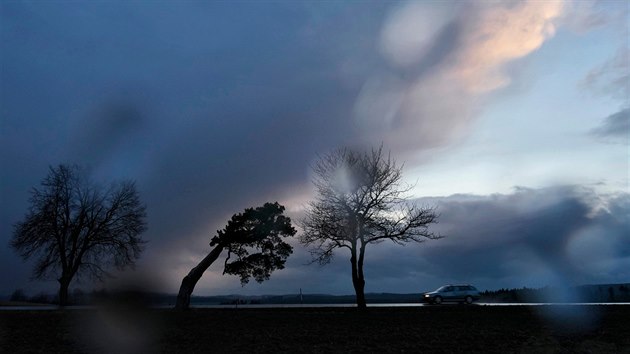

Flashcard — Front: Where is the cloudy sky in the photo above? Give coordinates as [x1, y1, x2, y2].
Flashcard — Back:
[1, 0, 628, 297]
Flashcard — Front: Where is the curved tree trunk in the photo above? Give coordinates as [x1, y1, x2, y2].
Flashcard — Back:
[175, 244, 225, 310]
[356, 241, 367, 309]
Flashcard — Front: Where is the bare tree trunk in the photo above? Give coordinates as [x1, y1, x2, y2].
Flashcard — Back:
[350, 248, 367, 309]
[58, 276, 71, 307]
[175, 244, 225, 310]
[353, 275, 367, 309]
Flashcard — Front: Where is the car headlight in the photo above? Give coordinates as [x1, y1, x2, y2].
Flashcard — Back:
[424, 294, 429, 297]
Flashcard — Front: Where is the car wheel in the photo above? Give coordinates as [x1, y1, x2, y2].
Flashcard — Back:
[433, 296, 442, 305]
[465, 296, 473, 304]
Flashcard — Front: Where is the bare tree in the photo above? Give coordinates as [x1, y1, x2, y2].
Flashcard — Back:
[175, 202, 296, 310]
[300, 146, 440, 308]
[11, 164, 147, 306]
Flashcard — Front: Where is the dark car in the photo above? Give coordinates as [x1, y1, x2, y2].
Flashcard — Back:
[423, 284, 480, 304]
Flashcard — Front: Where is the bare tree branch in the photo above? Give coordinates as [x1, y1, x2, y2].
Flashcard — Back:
[10, 164, 147, 306]
[300, 146, 441, 308]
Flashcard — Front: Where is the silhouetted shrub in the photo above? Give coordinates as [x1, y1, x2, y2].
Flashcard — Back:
[29, 292, 50, 304]
[10, 289, 28, 302]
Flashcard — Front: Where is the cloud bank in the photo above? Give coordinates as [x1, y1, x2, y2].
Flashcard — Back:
[1, 1, 625, 295]
[184, 186, 630, 295]
[355, 0, 565, 152]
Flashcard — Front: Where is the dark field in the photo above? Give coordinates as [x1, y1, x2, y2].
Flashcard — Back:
[1, 305, 629, 353]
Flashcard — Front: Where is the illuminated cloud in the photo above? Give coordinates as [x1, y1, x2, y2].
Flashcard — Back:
[451, 1, 563, 94]
[379, 2, 455, 68]
[357, 0, 565, 151]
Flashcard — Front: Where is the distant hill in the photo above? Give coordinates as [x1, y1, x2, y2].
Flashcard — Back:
[179, 283, 630, 305]
[186, 292, 422, 306]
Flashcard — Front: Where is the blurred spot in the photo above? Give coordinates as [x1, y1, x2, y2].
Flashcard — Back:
[331, 164, 357, 195]
[353, 75, 404, 132]
[79, 296, 161, 353]
[71, 100, 145, 166]
[75, 277, 165, 353]
[567, 225, 617, 275]
[534, 304, 602, 334]
[530, 277, 602, 333]
[379, 2, 455, 68]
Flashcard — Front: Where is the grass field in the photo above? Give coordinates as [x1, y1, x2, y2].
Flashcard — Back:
[1, 305, 629, 353]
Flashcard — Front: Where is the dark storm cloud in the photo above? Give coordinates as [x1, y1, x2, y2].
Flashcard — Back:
[0, 1, 391, 293]
[581, 47, 628, 101]
[581, 46, 629, 145]
[421, 188, 591, 278]
[1, 1, 624, 296]
[410, 187, 630, 291]
[590, 107, 630, 143]
[196, 186, 630, 295]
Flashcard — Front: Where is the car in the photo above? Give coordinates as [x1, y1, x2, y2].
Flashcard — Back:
[423, 284, 480, 304]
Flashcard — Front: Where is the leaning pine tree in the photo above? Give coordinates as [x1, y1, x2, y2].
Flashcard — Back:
[175, 202, 296, 310]
[300, 146, 441, 308]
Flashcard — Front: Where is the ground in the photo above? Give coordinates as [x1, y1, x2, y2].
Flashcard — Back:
[1, 305, 629, 353]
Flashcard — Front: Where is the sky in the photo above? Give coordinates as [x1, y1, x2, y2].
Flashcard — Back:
[1, 0, 628, 297]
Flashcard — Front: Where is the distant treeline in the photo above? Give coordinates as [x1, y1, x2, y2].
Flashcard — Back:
[5, 283, 630, 306]
[6, 288, 116, 305]
[3, 290, 422, 306]
[205, 293, 422, 306]
[481, 284, 630, 303]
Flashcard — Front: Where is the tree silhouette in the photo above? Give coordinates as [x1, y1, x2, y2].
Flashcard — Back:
[11, 164, 147, 306]
[175, 202, 296, 310]
[9, 289, 27, 302]
[300, 146, 440, 308]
